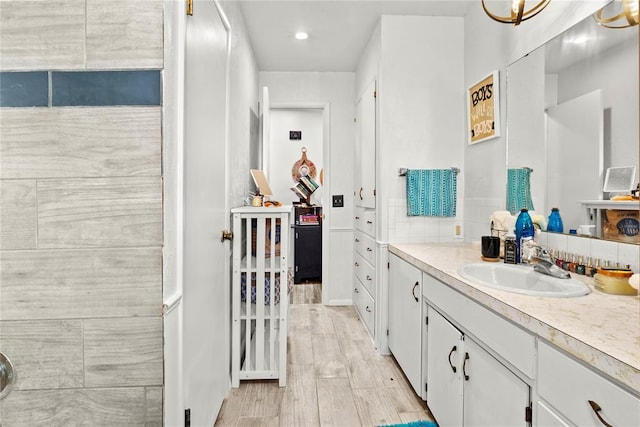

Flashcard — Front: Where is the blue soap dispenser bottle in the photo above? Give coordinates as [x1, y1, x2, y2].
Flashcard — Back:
[547, 207, 564, 233]
[515, 208, 535, 263]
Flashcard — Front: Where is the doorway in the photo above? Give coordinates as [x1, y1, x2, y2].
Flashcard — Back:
[266, 105, 329, 304]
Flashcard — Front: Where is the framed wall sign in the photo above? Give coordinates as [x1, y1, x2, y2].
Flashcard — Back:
[467, 70, 500, 144]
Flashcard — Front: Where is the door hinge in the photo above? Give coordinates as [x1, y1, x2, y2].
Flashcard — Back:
[354, 117, 357, 123]
[373, 90, 377, 98]
[386, 329, 389, 336]
[425, 382, 428, 392]
[186, 0, 193, 16]
[425, 316, 429, 325]
[387, 262, 390, 269]
[185, 408, 191, 426]
[525, 403, 532, 423]
[373, 189, 376, 196]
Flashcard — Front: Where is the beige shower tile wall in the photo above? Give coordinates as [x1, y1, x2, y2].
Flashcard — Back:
[0, 1, 164, 424]
[0, 108, 161, 179]
[0, 0, 163, 70]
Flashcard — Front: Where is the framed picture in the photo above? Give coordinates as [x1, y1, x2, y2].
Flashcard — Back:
[467, 70, 500, 144]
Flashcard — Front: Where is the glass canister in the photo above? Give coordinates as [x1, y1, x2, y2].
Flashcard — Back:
[547, 207, 564, 233]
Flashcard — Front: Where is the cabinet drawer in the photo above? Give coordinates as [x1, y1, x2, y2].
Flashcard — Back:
[354, 282, 375, 336]
[537, 341, 640, 427]
[354, 253, 376, 295]
[423, 273, 535, 377]
[354, 230, 375, 265]
[360, 209, 375, 235]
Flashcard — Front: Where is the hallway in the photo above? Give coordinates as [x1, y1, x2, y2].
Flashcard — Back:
[214, 284, 434, 426]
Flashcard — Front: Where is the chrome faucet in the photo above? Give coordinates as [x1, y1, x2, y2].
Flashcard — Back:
[530, 255, 570, 279]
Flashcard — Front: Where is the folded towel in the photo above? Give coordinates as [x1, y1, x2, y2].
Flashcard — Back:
[406, 169, 457, 217]
[506, 168, 535, 214]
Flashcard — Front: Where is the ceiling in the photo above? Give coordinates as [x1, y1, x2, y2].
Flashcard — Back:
[235, 0, 476, 72]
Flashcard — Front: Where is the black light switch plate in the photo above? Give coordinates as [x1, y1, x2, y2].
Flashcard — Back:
[332, 195, 344, 207]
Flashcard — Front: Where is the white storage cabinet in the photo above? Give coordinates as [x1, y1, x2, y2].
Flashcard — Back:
[231, 206, 292, 387]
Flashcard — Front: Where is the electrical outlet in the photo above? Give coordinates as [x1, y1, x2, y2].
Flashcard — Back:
[332, 194, 344, 207]
[454, 224, 463, 240]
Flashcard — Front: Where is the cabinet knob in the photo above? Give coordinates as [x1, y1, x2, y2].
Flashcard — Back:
[366, 275, 372, 281]
[354, 262, 360, 267]
[365, 306, 372, 313]
[0, 352, 16, 400]
[355, 216, 360, 220]
[588, 400, 613, 427]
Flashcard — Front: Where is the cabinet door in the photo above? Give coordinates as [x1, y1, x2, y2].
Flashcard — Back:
[463, 338, 530, 427]
[427, 308, 463, 427]
[388, 254, 423, 396]
[355, 80, 376, 208]
[294, 225, 322, 283]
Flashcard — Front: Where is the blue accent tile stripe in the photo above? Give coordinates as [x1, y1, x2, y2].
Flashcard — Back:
[0, 72, 49, 107]
[52, 70, 161, 106]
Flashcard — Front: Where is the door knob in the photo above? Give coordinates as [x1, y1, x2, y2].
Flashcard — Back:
[0, 352, 16, 400]
[220, 230, 233, 242]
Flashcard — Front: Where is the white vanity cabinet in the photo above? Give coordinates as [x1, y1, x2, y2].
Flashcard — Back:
[536, 341, 640, 427]
[426, 307, 530, 427]
[388, 253, 424, 398]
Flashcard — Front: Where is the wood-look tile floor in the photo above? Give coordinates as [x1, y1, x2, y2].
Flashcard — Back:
[215, 283, 434, 426]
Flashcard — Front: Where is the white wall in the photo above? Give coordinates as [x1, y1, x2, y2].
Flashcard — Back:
[462, 0, 610, 241]
[259, 72, 355, 304]
[223, 1, 260, 208]
[377, 16, 465, 244]
[269, 109, 324, 204]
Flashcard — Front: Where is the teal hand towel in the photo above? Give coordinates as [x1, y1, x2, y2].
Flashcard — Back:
[507, 168, 535, 213]
[406, 169, 457, 217]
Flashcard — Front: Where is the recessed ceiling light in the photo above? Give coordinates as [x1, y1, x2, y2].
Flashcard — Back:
[295, 32, 309, 40]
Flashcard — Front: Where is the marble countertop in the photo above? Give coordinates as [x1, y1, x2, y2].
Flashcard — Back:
[389, 242, 640, 394]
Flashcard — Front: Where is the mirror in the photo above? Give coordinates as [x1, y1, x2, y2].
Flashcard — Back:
[507, 9, 638, 243]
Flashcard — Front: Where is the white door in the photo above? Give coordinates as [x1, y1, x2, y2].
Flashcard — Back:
[463, 337, 530, 427]
[547, 90, 603, 229]
[183, 1, 230, 425]
[388, 254, 423, 396]
[427, 308, 464, 427]
[356, 80, 376, 208]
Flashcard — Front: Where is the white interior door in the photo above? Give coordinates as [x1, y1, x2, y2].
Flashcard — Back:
[183, 1, 231, 425]
[546, 90, 603, 230]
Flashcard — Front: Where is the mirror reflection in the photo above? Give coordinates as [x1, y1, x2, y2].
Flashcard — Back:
[507, 11, 639, 244]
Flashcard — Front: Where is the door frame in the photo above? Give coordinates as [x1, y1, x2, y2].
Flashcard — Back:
[269, 102, 330, 304]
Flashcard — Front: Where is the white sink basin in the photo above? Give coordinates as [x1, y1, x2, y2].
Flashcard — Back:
[458, 262, 591, 298]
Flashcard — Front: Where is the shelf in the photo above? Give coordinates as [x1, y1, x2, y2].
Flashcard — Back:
[239, 318, 282, 377]
[239, 301, 282, 320]
[579, 200, 639, 210]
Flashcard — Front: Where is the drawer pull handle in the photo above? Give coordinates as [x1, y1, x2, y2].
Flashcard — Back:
[412, 281, 419, 302]
[463, 352, 470, 381]
[366, 275, 372, 281]
[354, 262, 360, 267]
[365, 306, 372, 313]
[366, 247, 373, 252]
[355, 216, 360, 220]
[359, 187, 364, 200]
[448, 346, 457, 373]
[354, 288, 359, 293]
[366, 220, 373, 224]
[355, 238, 360, 243]
[588, 400, 613, 427]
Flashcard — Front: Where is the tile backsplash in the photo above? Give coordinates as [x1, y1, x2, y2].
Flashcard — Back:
[539, 231, 639, 272]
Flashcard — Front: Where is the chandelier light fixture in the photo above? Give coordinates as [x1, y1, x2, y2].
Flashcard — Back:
[481, 0, 552, 26]
[595, 0, 639, 28]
